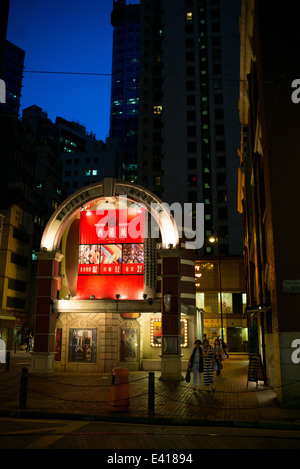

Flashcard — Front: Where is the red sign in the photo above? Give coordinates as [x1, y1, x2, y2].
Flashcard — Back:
[79, 208, 145, 244]
[76, 208, 146, 300]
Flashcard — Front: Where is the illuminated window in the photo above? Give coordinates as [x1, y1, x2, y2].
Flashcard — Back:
[92, 170, 98, 176]
[153, 105, 162, 115]
[154, 176, 161, 186]
[186, 11, 193, 21]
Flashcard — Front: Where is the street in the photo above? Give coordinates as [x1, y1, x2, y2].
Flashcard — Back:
[1, 416, 300, 451]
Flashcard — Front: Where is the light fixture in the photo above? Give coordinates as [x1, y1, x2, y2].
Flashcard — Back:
[90, 294, 95, 300]
[164, 293, 171, 312]
[208, 226, 218, 244]
[143, 293, 148, 300]
[116, 294, 120, 300]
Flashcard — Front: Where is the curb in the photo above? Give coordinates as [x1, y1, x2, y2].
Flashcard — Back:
[1, 408, 300, 432]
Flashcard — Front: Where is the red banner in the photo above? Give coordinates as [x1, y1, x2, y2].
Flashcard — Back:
[76, 208, 146, 300]
[79, 208, 145, 244]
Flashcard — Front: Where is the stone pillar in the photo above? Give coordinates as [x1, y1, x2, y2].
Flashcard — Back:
[158, 247, 182, 381]
[31, 250, 63, 376]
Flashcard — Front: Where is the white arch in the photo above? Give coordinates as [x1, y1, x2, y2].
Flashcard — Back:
[40, 178, 179, 252]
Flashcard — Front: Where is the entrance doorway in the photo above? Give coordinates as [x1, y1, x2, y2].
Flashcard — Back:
[227, 327, 243, 352]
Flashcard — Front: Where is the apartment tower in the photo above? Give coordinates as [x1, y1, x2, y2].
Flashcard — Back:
[137, 0, 242, 255]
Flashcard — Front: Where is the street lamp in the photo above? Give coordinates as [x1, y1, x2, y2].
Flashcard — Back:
[209, 226, 224, 342]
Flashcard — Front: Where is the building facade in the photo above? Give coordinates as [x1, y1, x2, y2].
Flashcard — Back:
[31, 178, 197, 378]
[2, 40, 25, 116]
[238, 0, 300, 407]
[0, 205, 35, 350]
[56, 116, 118, 195]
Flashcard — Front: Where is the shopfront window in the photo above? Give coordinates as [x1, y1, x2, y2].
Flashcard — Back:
[68, 328, 97, 362]
[120, 328, 138, 362]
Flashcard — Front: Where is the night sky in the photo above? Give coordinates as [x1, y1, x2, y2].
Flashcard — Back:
[6, 0, 140, 141]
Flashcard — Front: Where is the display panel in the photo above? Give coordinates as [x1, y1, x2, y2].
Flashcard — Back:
[122, 243, 144, 275]
[120, 328, 139, 362]
[68, 328, 97, 362]
[78, 244, 101, 275]
[150, 318, 188, 347]
[76, 207, 146, 300]
[100, 244, 122, 274]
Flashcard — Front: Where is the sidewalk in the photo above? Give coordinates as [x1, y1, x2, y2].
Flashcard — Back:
[1, 351, 300, 430]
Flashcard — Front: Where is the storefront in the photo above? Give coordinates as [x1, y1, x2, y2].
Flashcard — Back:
[195, 258, 248, 352]
[32, 179, 197, 376]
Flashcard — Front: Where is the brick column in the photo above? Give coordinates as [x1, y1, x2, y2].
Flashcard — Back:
[31, 250, 63, 376]
[158, 247, 182, 381]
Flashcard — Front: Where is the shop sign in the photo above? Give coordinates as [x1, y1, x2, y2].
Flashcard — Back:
[76, 207, 146, 300]
[204, 318, 221, 328]
[283, 280, 300, 293]
[121, 313, 141, 319]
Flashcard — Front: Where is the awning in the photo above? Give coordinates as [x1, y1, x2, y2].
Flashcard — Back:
[0, 309, 16, 321]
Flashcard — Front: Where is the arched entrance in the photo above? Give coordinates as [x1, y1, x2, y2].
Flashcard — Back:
[32, 179, 190, 377]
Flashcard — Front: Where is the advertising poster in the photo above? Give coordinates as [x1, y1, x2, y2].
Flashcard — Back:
[100, 244, 122, 274]
[78, 244, 101, 275]
[120, 328, 138, 362]
[76, 207, 146, 300]
[68, 329, 97, 362]
[150, 319, 188, 347]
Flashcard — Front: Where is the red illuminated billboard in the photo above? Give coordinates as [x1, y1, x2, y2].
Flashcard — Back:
[79, 208, 145, 244]
[76, 208, 146, 300]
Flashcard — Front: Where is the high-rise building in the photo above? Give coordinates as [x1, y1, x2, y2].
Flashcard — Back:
[109, 0, 246, 348]
[110, 0, 140, 182]
[55, 116, 118, 194]
[138, 0, 243, 256]
[0, 0, 10, 77]
[2, 40, 25, 116]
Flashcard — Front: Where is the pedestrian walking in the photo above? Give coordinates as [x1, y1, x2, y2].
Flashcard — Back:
[188, 340, 203, 390]
[220, 338, 229, 358]
[202, 338, 215, 392]
[25, 333, 32, 353]
[214, 338, 224, 376]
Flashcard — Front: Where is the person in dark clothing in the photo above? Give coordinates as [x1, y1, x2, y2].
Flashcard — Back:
[25, 334, 31, 353]
[188, 340, 203, 390]
[220, 338, 229, 358]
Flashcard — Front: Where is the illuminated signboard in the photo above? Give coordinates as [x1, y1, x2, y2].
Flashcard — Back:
[78, 244, 101, 275]
[150, 318, 188, 348]
[76, 207, 145, 300]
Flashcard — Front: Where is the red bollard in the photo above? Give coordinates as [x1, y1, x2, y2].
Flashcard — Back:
[109, 367, 130, 412]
